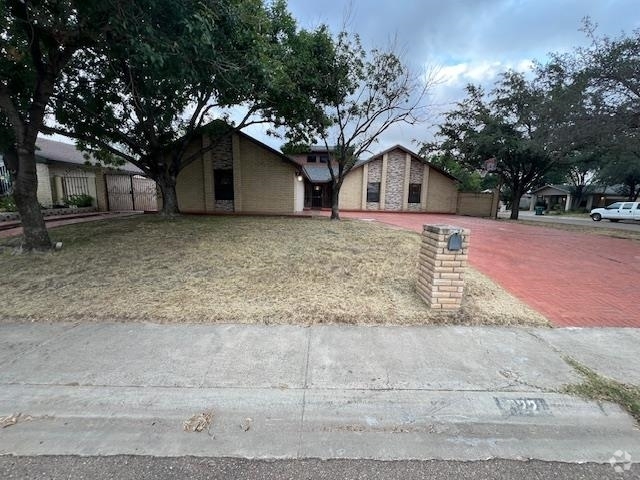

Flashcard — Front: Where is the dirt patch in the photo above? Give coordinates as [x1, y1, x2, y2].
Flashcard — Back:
[0, 215, 548, 326]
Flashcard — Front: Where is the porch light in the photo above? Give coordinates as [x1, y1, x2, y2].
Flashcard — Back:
[296, 171, 303, 182]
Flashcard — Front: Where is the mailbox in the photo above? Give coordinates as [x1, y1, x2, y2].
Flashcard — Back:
[447, 231, 463, 251]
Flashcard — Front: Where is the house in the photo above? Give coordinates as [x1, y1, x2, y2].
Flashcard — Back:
[1, 138, 156, 212]
[530, 184, 629, 211]
[173, 129, 305, 214]
[288, 145, 458, 213]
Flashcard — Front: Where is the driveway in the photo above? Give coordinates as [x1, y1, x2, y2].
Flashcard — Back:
[342, 211, 640, 327]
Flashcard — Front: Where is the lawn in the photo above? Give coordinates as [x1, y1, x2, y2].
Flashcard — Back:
[0, 215, 548, 326]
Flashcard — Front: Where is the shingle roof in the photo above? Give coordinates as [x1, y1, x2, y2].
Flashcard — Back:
[302, 164, 339, 183]
[35, 137, 143, 174]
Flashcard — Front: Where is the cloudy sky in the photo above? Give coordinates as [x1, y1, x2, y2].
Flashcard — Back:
[243, 0, 639, 154]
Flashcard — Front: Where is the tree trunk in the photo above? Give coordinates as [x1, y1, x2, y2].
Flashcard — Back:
[157, 175, 180, 216]
[510, 188, 523, 220]
[12, 148, 51, 251]
[572, 185, 584, 210]
[330, 181, 341, 220]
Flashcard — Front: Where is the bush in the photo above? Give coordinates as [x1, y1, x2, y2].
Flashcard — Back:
[66, 194, 94, 208]
[0, 195, 16, 212]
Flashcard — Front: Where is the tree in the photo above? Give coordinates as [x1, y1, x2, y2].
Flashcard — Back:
[0, 0, 110, 250]
[546, 21, 640, 202]
[431, 72, 568, 220]
[418, 151, 484, 192]
[47, 0, 336, 215]
[286, 32, 432, 220]
[578, 24, 640, 200]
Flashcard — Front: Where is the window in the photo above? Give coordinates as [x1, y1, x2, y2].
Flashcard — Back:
[319, 155, 329, 163]
[408, 183, 421, 204]
[606, 202, 621, 210]
[367, 182, 380, 202]
[214, 169, 234, 200]
[307, 155, 317, 163]
[622, 203, 632, 210]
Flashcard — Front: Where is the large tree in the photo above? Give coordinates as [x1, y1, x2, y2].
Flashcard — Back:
[544, 22, 640, 201]
[431, 72, 570, 220]
[285, 32, 432, 220]
[579, 25, 640, 200]
[0, 0, 110, 250]
[47, 0, 336, 215]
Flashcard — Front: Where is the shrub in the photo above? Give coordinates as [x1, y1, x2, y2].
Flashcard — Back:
[0, 195, 16, 212]
[66, 194, 94, 208]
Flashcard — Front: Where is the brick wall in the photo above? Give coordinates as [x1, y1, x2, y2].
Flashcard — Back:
[176, 156, 206, 212]
[237, 136, 295, 213]
[426, 169, 457, 213]
[416, 224, 470, 310]
[339, 167, 363, 210]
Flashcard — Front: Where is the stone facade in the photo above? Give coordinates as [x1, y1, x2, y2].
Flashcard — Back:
[384, 150, 405, 210]
[215, 200, 234, 211]
[367, 159, 382, 181]
[210, 135, 233, 169]
[416, 224, 470, 311]
[336, 146, 458, 213]
[409, 159, 423, 183]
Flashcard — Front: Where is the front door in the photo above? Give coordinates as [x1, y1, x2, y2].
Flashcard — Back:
[311, 185, 323, 208]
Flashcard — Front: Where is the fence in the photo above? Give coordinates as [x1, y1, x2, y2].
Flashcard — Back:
[62, 176, 91, 199]
[457, 192, 498, 217]
[0, 165, 12, 196]
[105, 174, 158, 211]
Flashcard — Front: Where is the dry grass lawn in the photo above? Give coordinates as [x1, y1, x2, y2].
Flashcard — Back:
[0, 215, 548, 326]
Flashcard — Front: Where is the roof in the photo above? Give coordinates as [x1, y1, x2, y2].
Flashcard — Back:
[532, 184, 627, 196]
[302, 164, 339, 183]
[353, 144, 458, 182]
[531, 184, 572, 195]
[35, 137, 143, 174]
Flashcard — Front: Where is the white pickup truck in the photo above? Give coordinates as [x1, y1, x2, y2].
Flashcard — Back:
[590, 201, 640, 222]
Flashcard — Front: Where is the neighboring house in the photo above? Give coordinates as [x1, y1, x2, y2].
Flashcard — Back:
[174, 129, 305, 214]
[1, 138, 156, 211]
[288, 145, 458, 213]
[530, 184, 629, 211]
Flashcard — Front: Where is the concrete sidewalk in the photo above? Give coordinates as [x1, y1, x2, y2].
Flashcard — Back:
[0, 323, 639, 464]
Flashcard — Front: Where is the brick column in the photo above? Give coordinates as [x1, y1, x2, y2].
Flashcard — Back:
[417, 224, 470, 310]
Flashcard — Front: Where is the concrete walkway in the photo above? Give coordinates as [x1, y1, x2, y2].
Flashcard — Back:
[1, 322, 638, 463]
[341, 211, 640, 328]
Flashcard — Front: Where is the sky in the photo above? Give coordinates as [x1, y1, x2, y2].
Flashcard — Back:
[241, 0, 640, 155]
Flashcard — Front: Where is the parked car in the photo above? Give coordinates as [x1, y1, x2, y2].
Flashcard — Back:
[590, 201, 640, 222]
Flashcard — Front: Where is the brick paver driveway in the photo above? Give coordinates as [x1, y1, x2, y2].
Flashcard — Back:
[342, 211, 640, 327]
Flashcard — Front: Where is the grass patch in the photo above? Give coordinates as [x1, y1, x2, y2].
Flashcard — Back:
[0, 215, 548, 326]
[564, 358, 640, 423]
[517, 219, 640, 243]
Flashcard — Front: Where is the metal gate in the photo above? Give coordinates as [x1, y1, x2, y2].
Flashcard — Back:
[106, 175, 158, 211]
[132, 176, 158, 211]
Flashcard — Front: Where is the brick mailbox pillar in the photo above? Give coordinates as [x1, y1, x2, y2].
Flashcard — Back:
[417, 224, 470, 310]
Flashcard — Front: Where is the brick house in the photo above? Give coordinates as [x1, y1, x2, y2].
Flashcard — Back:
[173, 129, 305, 214]
[288, 145, 458, 213]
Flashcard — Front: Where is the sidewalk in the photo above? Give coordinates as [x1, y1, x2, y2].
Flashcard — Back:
[0, 323, 638, 463]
